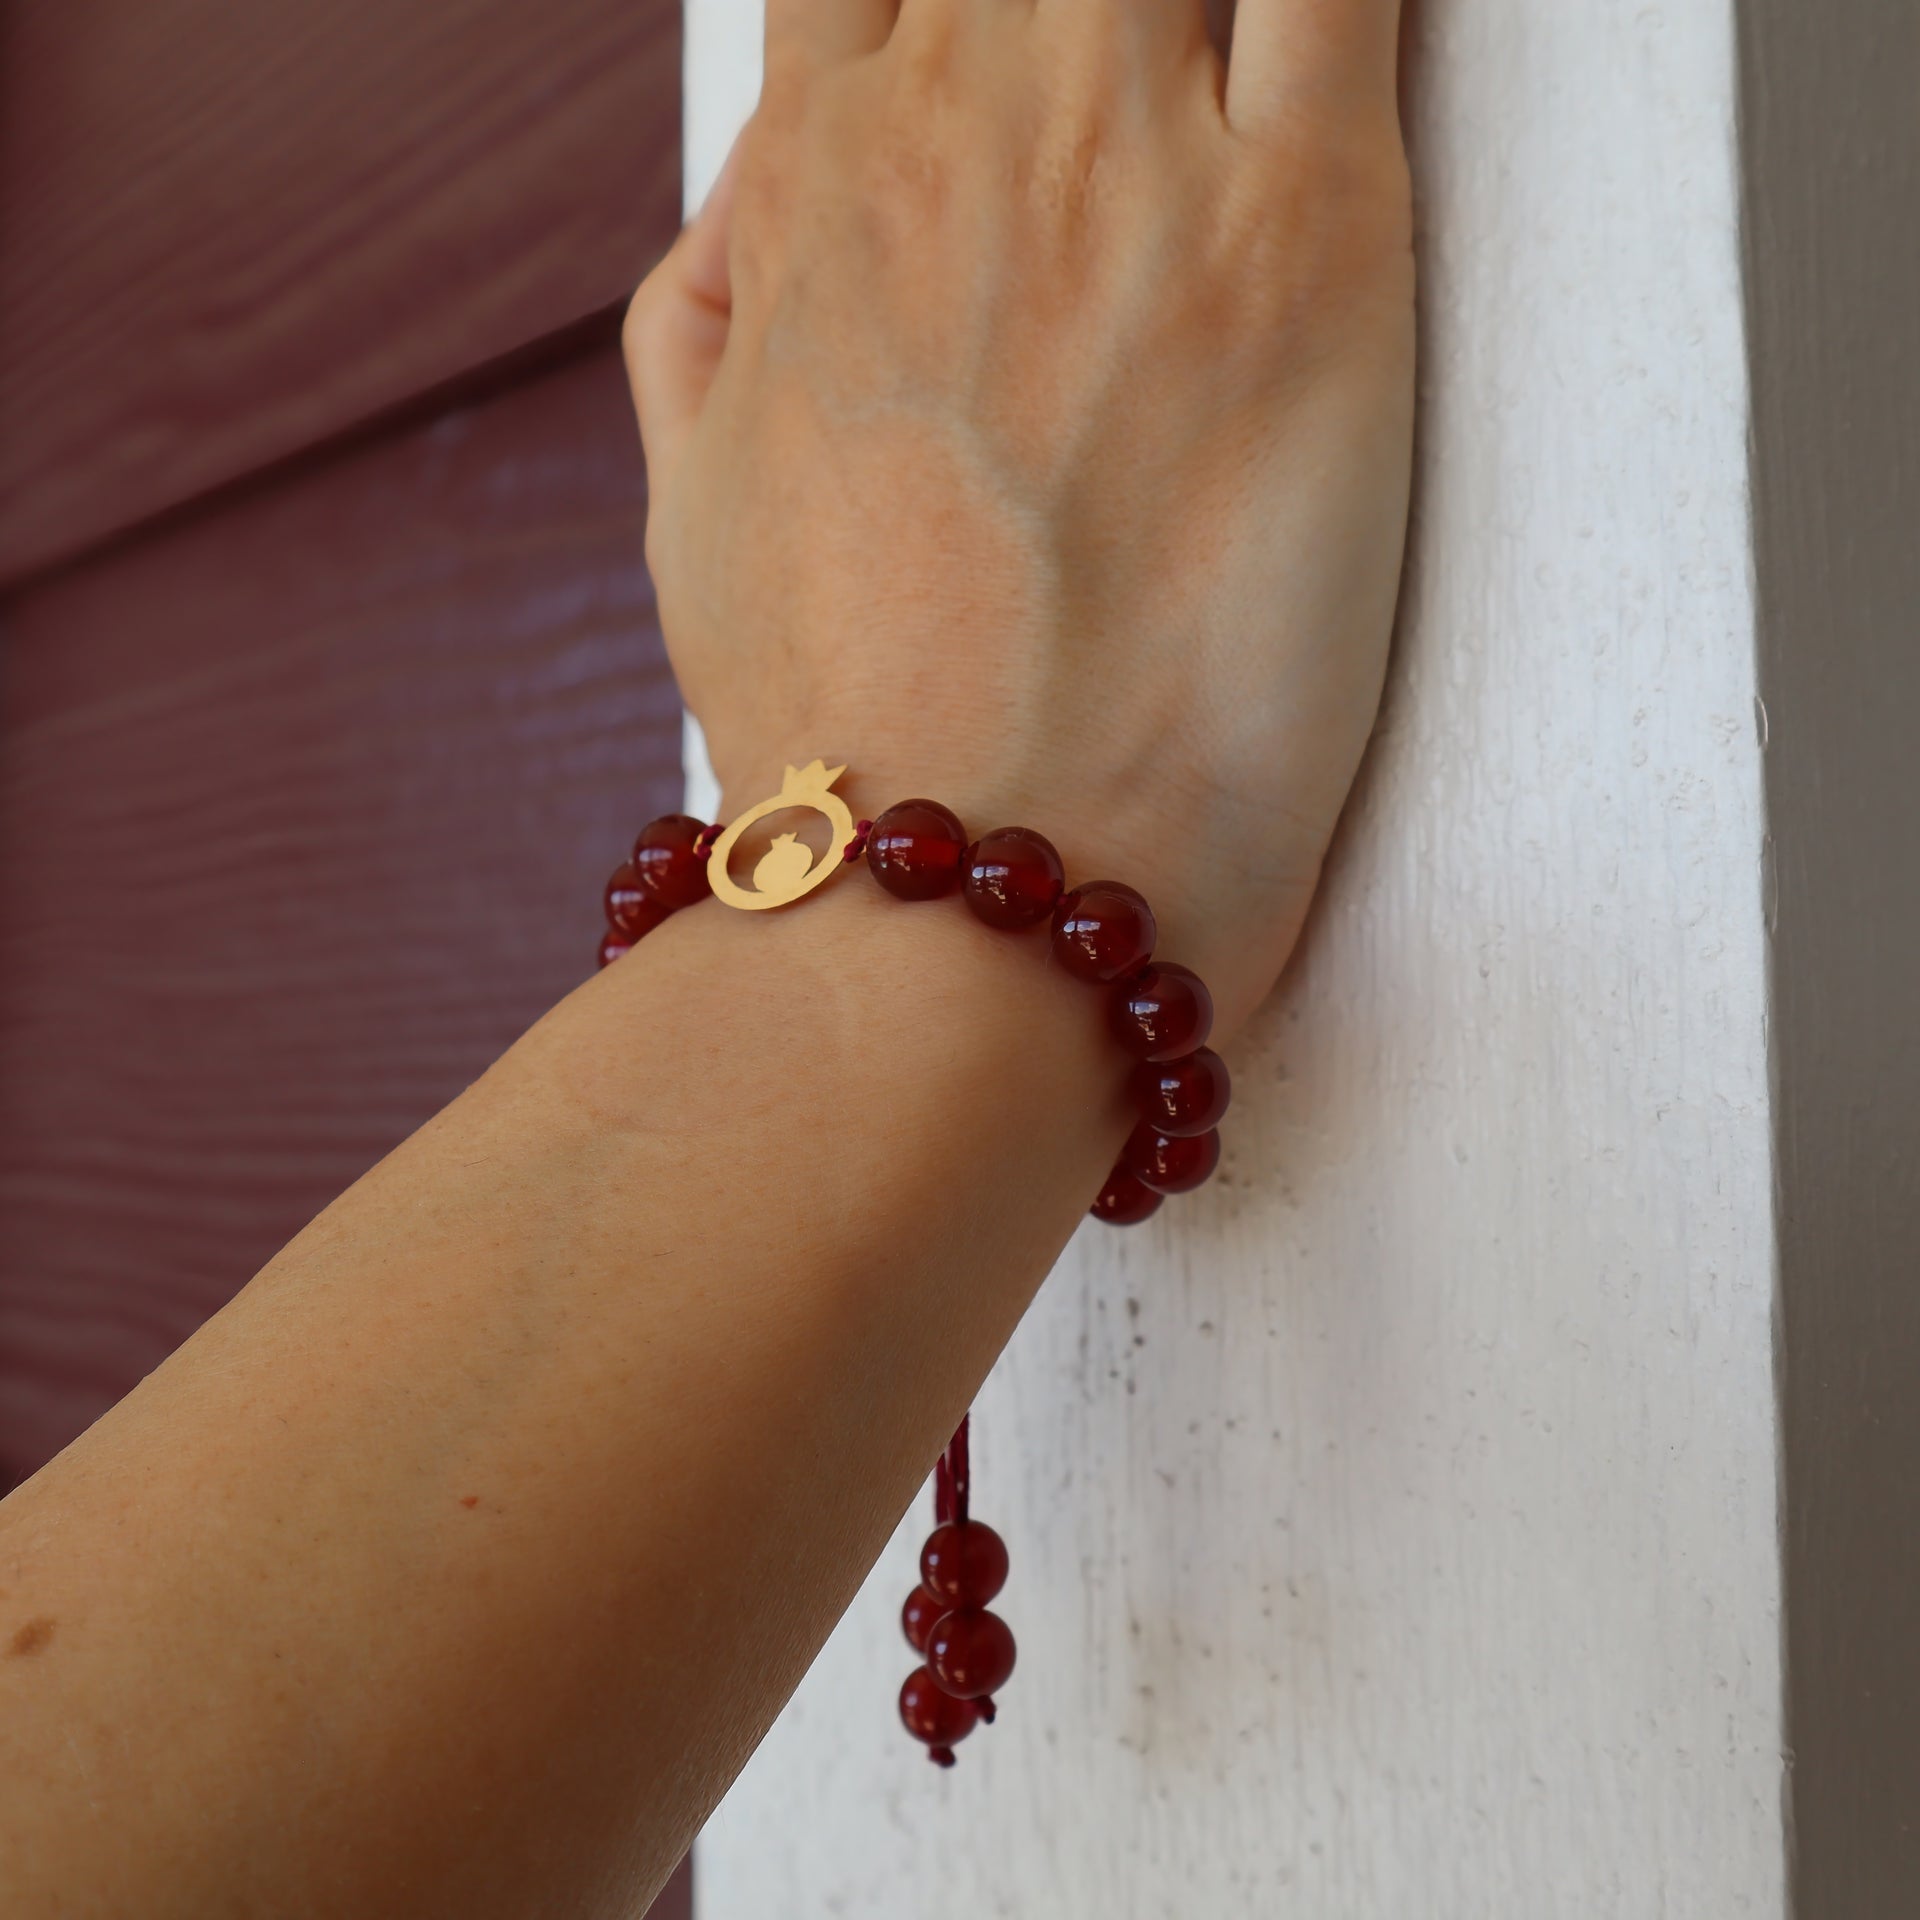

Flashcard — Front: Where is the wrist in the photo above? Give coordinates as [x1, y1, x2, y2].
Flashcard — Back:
[702, 741, 1293, 1037]
[589, 780, 1246, 1238]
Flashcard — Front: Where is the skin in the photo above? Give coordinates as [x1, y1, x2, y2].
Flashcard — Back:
[0, 0, 1412, 1913]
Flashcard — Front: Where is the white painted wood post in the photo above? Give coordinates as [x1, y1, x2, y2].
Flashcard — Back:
[683, 4, 1786, 1912]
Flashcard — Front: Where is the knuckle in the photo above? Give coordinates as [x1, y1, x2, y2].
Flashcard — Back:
[728, 109, 800, 251]
[749, 61, 810, 151]
[621, 275, 663, 370]
[1218, 120, 1414, 320]
[869, 118, 955, 239]
[886, 12, 961, 101]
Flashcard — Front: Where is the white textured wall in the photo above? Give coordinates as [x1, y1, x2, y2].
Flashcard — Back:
[686, 3, 1784, 1913]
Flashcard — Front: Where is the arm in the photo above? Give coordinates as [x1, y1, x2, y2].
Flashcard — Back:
[0, 0, 1413, 1911]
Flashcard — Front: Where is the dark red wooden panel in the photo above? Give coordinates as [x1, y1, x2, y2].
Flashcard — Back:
[0, 0, 681, 582]
[0, 342, 683, 1484]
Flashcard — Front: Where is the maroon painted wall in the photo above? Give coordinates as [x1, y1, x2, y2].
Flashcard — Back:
[0, 0, 680, 581]
[0, 5, 692, 1911]
[0, 344, 681, 1481]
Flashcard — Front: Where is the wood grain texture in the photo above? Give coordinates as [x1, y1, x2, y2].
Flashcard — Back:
[0, 344, 682, 1490]
[695, 5, 1787, 1914]
[1738, 2, 1920, 1911]
[0, 0, 680, 584]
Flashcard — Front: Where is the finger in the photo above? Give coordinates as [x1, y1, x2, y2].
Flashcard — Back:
[1033, 0, 1216, 73]
[765, 0, 898, 73]
[623, 148, 740, 485]
[1225, 0, 1402, 130]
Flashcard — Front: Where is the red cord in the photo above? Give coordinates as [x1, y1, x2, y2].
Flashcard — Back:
[948, 1411, 971, 1526]
[933, 1412, 971, 1527]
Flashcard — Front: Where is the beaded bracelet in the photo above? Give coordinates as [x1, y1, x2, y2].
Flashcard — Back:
[594, 761, 1231, 1765]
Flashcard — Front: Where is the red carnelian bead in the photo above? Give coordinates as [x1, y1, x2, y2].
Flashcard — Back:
[902, 1585, 945, 1654]
[1091, 1166, 1163, 1226]
[1124, 1123, 1222, 1195]
[962, 828, 1065, 930]
[1111, 962, 1215, 1061]
[867, 800, 969, 901]
[928, 1609, 1018, 1700]
[900, 1665, 980, 1765]
[631, 814, 713, 910]
[604, 862, 672, 942]
[920, 1521, 1010, 1608]
[596, 932, 632, 970]
[1051, 882, 1157, 984]
[1132, 1047, 1232, 1137]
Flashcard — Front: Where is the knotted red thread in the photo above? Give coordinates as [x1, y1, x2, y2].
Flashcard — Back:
[842, 818, 875, 865]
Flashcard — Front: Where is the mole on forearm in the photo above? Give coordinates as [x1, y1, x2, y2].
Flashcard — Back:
[7, 1615, 56, 1657]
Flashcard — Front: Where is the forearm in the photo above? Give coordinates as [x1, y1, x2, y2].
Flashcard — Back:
[0, 866, 1125, 1916]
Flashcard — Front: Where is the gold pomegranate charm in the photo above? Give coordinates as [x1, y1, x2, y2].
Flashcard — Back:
[707, 760, 858, 911]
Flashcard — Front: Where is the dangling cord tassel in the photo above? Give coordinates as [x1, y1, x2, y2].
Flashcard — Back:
[898, 1408, 1015, 1763]
[939, 1414, 996, 1722]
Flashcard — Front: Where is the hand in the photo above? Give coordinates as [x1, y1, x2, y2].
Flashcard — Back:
[623, 0, 1413, 1028]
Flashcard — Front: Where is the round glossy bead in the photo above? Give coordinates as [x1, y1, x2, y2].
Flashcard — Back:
[899, 1665, 980, 1764]
[902, 1584, 945, 1655]
[1111, 962, 1215, 1061]
[631, 814, 713, 910]
[604, 862, 671, 943]
[1091, 1166, 1163, 1226]
[1123, 1123, 1222, 1195]
[1051, 882, 1157, 984]
[867, 800, 969, 901]
[928, 1608, 1018, 1700]
[596, 931, 632, 970]
[962, 828, 1065, 931]
[1132, 1047, 1232, 1137]
[920, 1521, 1010, 1608]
